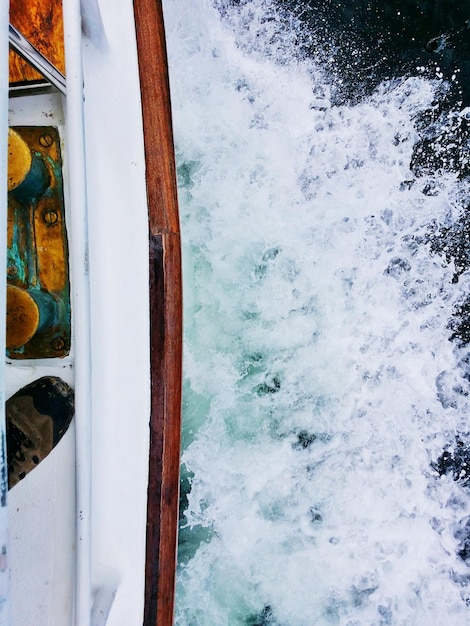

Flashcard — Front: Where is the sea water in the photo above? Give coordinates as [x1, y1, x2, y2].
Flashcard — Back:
[163, 1, 470, 623]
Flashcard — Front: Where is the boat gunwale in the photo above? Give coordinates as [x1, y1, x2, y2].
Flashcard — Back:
[133, 1, 183, 624]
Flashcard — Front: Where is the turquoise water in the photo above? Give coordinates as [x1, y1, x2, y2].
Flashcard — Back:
[165, 1, 470, 623]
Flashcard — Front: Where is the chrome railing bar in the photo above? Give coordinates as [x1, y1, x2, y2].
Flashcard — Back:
[8, 23, 66, 95]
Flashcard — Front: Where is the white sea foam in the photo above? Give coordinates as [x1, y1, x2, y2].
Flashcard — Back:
[164, 0, 470, 623]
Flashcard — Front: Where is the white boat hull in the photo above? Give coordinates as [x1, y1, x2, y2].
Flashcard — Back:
[6, 1, 162, 623]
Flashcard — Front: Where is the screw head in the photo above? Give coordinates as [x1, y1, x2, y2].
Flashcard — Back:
[43, 209, 58, 225]
[50, 337, 65, 351]
[39, 134, 54, 148]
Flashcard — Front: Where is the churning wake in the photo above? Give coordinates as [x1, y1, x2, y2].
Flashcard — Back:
[164, 1, 470, 623]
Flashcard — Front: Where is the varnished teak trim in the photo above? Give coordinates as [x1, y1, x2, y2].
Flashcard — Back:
[134, 1, 183, 625]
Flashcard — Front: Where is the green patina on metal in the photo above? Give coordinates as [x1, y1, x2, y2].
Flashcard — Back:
[7, 126, 71, 359]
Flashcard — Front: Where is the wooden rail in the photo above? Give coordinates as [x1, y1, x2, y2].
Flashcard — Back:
[133, 1, 183, 625]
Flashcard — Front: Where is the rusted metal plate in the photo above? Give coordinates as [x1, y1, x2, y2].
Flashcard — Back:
[9, 0, 65, 86]
[7, 126, 70, 359]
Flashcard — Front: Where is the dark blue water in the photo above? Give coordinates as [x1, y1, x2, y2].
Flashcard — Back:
[277, 1, 470, 101]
